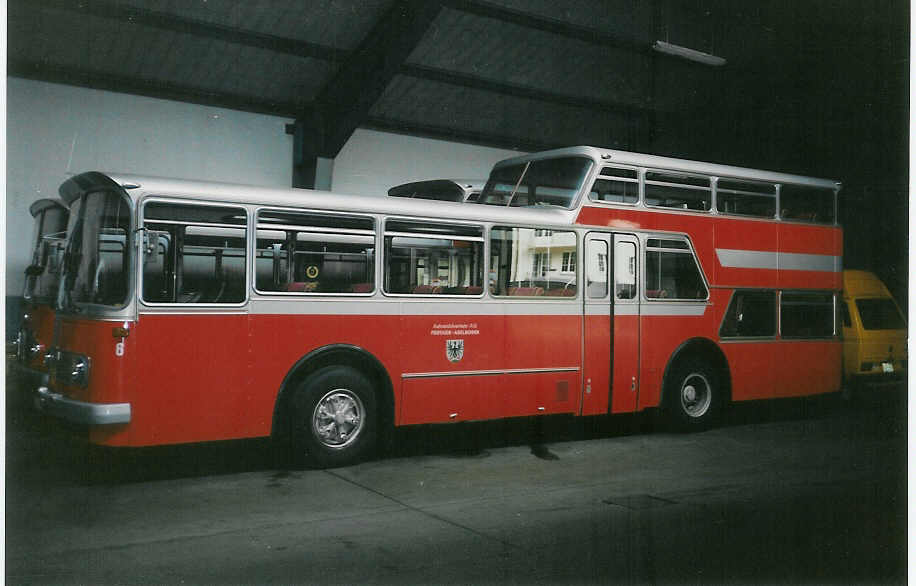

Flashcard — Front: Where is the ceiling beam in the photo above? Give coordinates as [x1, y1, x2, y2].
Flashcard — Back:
[31, 0, 348, 62]
[291, 0, 446, 187]
[8, 59, 303, 118]
[401, 64, 653, 117]
[307, 0, 447, 158]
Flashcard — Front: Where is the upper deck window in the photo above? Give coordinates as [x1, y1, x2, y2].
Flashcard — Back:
[716, 179, 777, 218]
[479, 156, 593, 208]
[780, 184, 836, 224]
[645, 171, 711, 212]
[588, 167, 639, 204]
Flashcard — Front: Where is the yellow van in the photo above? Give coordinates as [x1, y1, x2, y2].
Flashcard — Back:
[841, 270, 907, 391]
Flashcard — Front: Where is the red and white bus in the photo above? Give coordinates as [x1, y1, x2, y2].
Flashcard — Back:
[34, 147, 842, 467]
[16, 198, 69, 387]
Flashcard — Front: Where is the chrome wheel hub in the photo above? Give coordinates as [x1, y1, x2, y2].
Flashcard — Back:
[680, 373, 711, 418]
[312, 389, 364, 449]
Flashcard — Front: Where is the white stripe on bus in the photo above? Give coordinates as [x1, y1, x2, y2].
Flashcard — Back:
[715, 249, 841, 272]
[243, 298, 706, 317]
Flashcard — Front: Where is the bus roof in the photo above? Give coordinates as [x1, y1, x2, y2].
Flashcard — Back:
[29, 198, 68, 217]
[60, 171, 575, 226]
[495, 146, 842, 190]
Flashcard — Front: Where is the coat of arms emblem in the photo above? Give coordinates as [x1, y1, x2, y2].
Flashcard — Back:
[446, 339, 464, 363]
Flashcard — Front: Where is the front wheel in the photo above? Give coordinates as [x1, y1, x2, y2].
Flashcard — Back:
[290, 366, 377, 468]
[663, 358, 723, 431]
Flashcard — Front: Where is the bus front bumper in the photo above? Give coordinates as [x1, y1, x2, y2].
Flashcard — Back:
[35, 386, 131, 425]
[11, 361, 49, 388]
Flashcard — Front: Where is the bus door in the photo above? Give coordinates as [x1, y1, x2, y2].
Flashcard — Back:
[581, 233, 612, 415]
[610, 234, 640, 413]
[581, 232, 640, 415]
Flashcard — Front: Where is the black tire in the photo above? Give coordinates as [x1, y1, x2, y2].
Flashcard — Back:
[663, 357, 723, 431]
[289, 365, 377, 468]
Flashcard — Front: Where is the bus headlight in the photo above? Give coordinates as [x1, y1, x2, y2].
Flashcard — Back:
[28, 341, 45, 361]
[56, 351, 91, 387]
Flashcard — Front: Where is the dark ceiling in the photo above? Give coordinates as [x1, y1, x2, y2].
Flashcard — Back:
[6, 0, 911, 296]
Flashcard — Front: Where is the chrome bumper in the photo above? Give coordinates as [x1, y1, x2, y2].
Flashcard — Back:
[34, 386, 131, 425]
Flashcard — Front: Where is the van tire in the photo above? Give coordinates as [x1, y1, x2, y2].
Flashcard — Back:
[289, 365, 377, 468]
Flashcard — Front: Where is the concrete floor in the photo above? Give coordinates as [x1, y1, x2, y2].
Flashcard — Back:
[4, 369, 907, 585]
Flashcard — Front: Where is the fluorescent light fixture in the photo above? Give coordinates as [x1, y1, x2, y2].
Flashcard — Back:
[653, 40, 727, 66]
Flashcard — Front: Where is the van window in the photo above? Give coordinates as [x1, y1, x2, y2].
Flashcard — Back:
[855, 299, 906, 330]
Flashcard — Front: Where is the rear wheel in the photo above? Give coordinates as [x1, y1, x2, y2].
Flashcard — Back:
[664, 357, 723, 431]
[290, 366, 377, 468]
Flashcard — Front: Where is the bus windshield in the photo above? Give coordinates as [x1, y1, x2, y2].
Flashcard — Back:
[478, 156, 593, 208]
[58, 190, 132, 310]
[24, 206, 69, 302]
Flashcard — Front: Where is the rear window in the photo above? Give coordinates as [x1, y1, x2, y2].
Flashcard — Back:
[855, 298, 906, 330]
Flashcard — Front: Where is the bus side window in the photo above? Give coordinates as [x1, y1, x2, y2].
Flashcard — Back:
[779, 184, 836, 224]
[255, 210, 375, 294]
[781, 292, 835, 338]
[719, 290, 777, 338]
[489, 227, 577, 297]
[644, 237, 707, 300]
[142, 202, 248, 305]
[384, 220, 483, 295]
[614, 241, 636, 300]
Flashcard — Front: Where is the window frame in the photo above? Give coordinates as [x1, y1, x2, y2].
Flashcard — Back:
[714, 177, 778, 219]
[642, 234, 709, 302]
[139, 197, 251, 308]
[779, 290, 837, 339]
[719, 289, 779, 340]
[644, 169, 713, 213]
[777, 183, 838, 226]
[382, 216, 486, 298]
[253, 206, 377, 297]
[587, 165, 641, 206]
[488, 225, 579, 299]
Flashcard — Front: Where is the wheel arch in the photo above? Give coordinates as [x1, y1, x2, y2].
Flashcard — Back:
[660, 337, 732, 407]
[271, 344, 395, 442]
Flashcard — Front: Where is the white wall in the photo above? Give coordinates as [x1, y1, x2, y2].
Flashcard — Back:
[332, 128, 520, 197]
[4, 79, 522, 298]
[5, 77, 294, 295]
